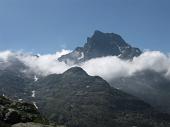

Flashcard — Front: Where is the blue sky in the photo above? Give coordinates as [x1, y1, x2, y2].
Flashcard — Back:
[0, 0, 169, 54]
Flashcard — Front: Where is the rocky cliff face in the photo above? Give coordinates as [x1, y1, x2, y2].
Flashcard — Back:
[58, 30, 141, 65]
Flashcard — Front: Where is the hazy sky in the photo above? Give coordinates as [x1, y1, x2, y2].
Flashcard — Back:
[0, 0, 169, 54]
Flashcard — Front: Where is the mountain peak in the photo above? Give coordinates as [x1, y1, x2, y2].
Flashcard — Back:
[58, 30, 142, 64]
[93, 30, 121, 37]
[63, 67, 88, 76]
[93, 30, 104, 35]
[87, 30, 127, 49]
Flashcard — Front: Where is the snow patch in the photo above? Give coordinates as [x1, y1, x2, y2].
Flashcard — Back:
[34, 75, 38, 82]
[33, 102, 38, 109]
[31, 90, 35, 97]
[18, 99, 23, 101]
[86, 85, 90, 88]
[78, 52, 84, 60]
[118, 46, 122, 52]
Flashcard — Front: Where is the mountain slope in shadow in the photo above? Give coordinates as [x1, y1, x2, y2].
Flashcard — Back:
[32, 67, 170, 127]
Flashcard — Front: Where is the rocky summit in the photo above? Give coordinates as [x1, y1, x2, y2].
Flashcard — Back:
[31, 67, 170, 127]
[58, 30, 141, 64]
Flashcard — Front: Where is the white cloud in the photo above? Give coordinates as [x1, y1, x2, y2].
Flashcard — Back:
[81, 56, 130, 80]
[0, 50, 13, 62]
[81, 51, 170, 81]
[55, 49, 72, 58]
[17, 50, 71, 75]
[0, 50, 170, 82]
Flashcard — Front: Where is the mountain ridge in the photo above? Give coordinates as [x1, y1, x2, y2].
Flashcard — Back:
[30, 67, 170, 127]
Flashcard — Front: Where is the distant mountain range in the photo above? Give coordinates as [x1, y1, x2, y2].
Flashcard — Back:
[0, 30, 170, 127]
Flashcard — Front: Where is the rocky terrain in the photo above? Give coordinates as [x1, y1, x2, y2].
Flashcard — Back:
[0, 96, 50, 127]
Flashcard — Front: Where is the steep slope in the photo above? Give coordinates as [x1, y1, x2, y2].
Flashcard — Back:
[0, 55, 39, 101]
[32, 67, 170, 127]
[58, 30, 141, 64]
[110, 70, 170, 113]
[0, 70, 33, 100]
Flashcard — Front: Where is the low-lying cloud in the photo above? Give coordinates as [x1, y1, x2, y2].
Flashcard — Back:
[17, 49, 72, 75]
[82, 51, 170, 80]
[0, 50, 170, 81]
